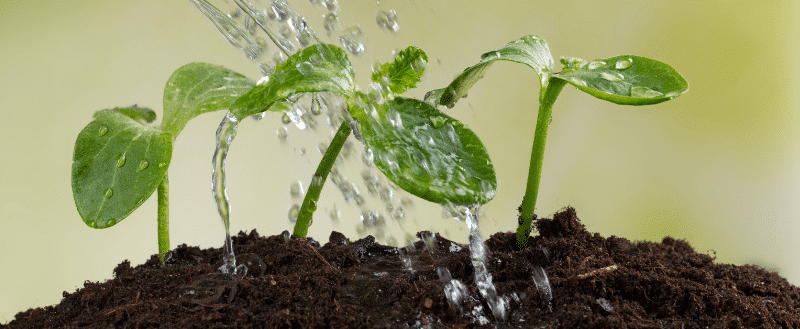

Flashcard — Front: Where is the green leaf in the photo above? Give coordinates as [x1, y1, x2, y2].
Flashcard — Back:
[161, 62, 256, 136]
[232, 44, 356, 120]
[358, 97, 496, 205]
[370, 46, 428, 95]
[554, 55, 689, 105]
[429, 35, 554, 108]
[72, 107, 172, 228]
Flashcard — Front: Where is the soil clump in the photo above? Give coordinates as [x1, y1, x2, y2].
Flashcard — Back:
[6, 207, 800, 328]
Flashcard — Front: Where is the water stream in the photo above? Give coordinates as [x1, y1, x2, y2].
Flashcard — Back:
[199, 0, 527, 323]
[212, 112, 241, 274]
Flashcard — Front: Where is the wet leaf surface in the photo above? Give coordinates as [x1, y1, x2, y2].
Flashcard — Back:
[72, 107, 172, 228]
[232, 43, 356, 120]
[359, 97, 496, 205]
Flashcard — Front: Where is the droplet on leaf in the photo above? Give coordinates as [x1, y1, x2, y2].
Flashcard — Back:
[630, 85, 664, 98]
[615, 57, 633, 70]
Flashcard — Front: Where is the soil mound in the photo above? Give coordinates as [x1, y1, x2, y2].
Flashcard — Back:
[6, 207, 799, 328]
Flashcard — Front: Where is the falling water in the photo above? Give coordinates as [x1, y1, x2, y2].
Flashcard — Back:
[212, 112, 242, 275]
[462, 204, 508, 321]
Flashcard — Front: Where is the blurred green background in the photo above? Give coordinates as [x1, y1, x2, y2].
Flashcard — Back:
[2, 0, 799, 322]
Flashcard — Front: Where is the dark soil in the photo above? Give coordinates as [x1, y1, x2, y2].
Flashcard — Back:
[6, 207, 800, 328]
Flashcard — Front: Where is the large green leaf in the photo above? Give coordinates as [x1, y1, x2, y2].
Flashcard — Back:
[359, 97, 496, 205]
[161, 62, 255, 136]
[554, 55, 689, 105]
[428, 35, 554, 108]
[232, 43, 356, 120]
[370, 46, 427, 95]
[72, 107, 172, 228]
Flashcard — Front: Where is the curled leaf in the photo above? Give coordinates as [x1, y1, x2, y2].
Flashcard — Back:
[430, 35, 554, 108]
[370, 46, 428, 95]
[232, 43, 356, 120]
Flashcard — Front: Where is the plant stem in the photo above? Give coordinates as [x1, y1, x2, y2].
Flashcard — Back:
[517, 77, 567, 250]
[157, 174, 170, 266]
[292, 121, 352, 238]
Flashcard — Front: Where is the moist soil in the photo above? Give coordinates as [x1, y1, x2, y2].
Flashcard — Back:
[6, 207, 800, 328]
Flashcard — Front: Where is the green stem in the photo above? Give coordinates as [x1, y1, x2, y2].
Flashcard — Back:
[157, 174, 170, 266]
[292, 121, 353, 238]
[517, 77, 567, 250]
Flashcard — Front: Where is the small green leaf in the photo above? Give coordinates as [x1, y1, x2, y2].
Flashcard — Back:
[370, 46, 428, 95]
[358, 97, 496, 205]
[72, 107, 172, 228]
[430, 35, 554, 108]
[161, 62, 256, 136]
[232, 44, 357, 120]
[554, 55, 688, 105]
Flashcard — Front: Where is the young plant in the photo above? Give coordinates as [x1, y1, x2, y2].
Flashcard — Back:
[71, 63, 256, 266]
[425, 35, 689, 250]
[230, 43, 498, 239]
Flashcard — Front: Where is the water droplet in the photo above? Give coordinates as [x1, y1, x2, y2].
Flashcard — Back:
[615, 57, 633, 70]
[251, 112, 267, 121]
[158, 162, 166, 168]
[135, 196, 146, 206]
[362, 149, 374, 166]
[310, 94, 322, 115]
[630, 85, 664, 98]
[323, 13, 339, 35]
[339, 26, 365, 56]
[317, 142, 328, 154]
[392, 207, 405, 220]
[288, 204, 300, 223]
[138, 159, 149, 171]
[116, 153, 126, 168]
[104, 188, 113, 198]
[296, 61, 314, 77]
[375, 9, 399, 32]
[354, 194, 365, 206]
[360, 210, 385, 227]
[98, 126, 109, 136]
[290, 181, 304, 199]
[339, 36, 365, 55]
[311, 174, 324, 187]
[277, 127, 288, 141]
[600, 72, 623, 82]
[379, 187, 393, 203]
[322, 0, 338, 11]
[587, 60, 606, 70]
[330, 204, 340, 221]
[281, 113, 291, 124]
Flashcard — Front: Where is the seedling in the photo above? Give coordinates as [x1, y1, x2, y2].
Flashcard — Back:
[71, 63, 256, 266]
[229, 43, 497, 241]
[425, 35, 688, 250]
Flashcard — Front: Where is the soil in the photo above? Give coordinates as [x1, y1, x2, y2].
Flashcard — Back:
[5, 207, 800, 328]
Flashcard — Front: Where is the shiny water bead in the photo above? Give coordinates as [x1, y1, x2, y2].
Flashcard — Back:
[277, 127, 288, 141]
[615, 57, 633, 70]
[323, 13, 339, 35]
[288, 204, 300, 222]
[600, 71, 623, 82]
[290, 181, 304, 199]
[587, 60, 606, 70]
[376, 9, 399, 32]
